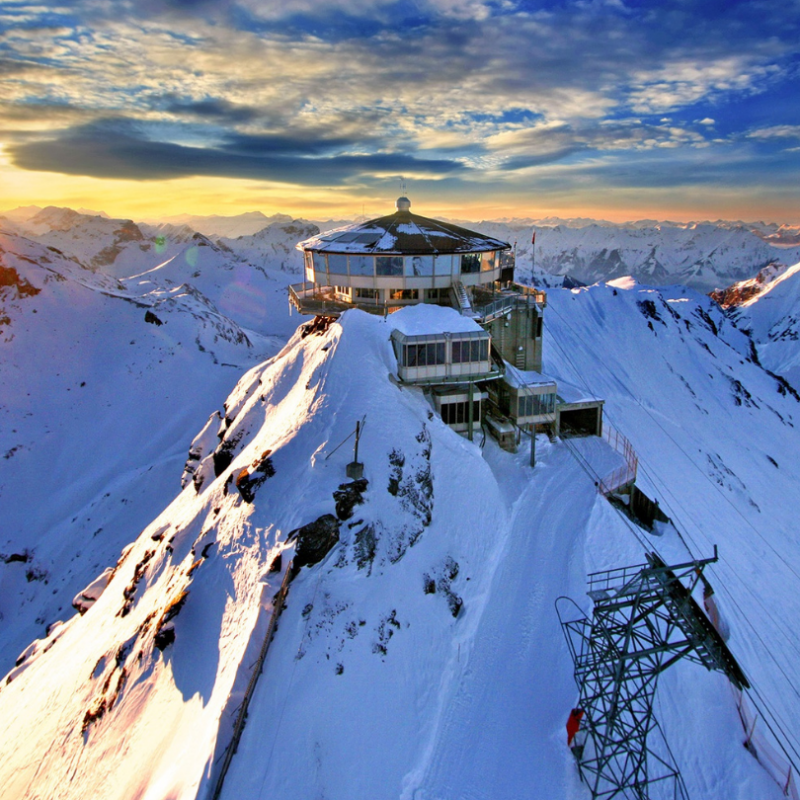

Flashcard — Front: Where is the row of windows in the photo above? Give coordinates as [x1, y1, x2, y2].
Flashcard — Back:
[441, 400, 482, 426]
[452, 339, 489, 363]
[306, 251, 499, 278]
[400, 337, 490, 367]
[517, 393, 556, 418]
[404, 342, 446, 367]
[351, 288, 448, 302]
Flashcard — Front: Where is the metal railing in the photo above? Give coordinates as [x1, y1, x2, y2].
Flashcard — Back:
[598, 423, 638, 495]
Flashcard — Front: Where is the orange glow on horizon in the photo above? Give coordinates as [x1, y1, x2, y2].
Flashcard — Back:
[2, 160, 797, 226]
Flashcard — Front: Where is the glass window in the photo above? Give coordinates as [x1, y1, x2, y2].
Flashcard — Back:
[481, 251, 496, 272]
[434, 255, 453, 275]
[461, 253, 480, 274]
[376, 256, 403, 276]
[350, 255, 373, 276]
[441, 401, 480, 425]
[355, 287, 378, 299]
[328, 254, 348, 274]
[405, 344, 418, 367]
[406, 255, 434, 276]
[389, 289, 419, 301]
[451, 337, 489, 363]
[312, 252, 326, 273]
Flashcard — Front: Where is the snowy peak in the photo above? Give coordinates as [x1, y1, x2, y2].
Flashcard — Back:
[717, 261, 800, 388]
[150, 211, 294, 238]
[217, 219, 319, 275]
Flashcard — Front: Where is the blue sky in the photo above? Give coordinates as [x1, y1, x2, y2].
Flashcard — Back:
[1, 0, 799, 221]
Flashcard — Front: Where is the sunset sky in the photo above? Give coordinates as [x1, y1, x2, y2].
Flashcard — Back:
[1, 0, 799, 223]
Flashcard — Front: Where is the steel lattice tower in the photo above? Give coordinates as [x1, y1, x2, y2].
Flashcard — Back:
[557, 550, 749, 800]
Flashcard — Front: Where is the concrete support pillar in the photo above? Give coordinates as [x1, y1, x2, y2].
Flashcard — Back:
[467, 381, 474, 442]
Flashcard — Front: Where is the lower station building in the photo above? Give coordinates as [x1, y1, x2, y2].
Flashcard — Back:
[290, 197, 603, 449]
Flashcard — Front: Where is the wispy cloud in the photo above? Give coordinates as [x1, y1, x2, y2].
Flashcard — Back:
[0, 0, 799, 217]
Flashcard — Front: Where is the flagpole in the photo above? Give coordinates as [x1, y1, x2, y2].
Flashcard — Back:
[531, 229, 536, 276]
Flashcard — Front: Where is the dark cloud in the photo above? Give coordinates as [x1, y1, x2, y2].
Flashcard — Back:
[160, 96, 261, 123]
[7, 119, 468, 185]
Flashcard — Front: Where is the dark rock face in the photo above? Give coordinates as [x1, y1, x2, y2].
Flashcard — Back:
[235, 451, 276, 503]
[300, 315, 334, 338]
[0, 265, 40, 297]
[212, 430, 243, 477]
[290, 514, 340, 569]
[333, 478, 368, 520]
[144, 310, 163, 326]
[154, 627, 175, 651]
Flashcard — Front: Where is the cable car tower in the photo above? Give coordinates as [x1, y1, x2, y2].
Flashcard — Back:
[556, 549, 749, 800]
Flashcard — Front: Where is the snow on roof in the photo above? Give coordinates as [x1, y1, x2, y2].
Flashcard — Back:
[503, 363, 558, 390]
[389, 303, 484, 337]
[556, 376, 604, 405]
[297, 199, 510, 255]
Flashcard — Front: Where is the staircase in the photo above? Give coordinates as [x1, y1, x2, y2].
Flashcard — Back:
[451, 281, 477, 317]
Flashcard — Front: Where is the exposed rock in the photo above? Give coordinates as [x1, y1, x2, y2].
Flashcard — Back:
[154, 627, 175, 651]
[0, 265, 40, 298]
[144, 310, 163, 326]
[235, 450, 276, 503]
[333, 478, 368, 520]
[289, 514, 340, 569]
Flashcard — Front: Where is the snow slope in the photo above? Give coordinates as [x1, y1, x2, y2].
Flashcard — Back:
[0, 231, 286, 676]
[1, 284, 799, 800]
[714, 261, 800, 389]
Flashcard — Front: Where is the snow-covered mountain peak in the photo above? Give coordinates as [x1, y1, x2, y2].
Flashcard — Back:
[4, 273, 800, 799]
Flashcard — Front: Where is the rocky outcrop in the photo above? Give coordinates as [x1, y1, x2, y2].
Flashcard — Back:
[289, 514, 340, 569]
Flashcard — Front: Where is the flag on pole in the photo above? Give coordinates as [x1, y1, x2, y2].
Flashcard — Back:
[531, 231, 536, 245]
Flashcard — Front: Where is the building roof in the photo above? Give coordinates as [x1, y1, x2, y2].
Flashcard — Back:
[389, 303, 485, 337]
[297, 197, 511, 256]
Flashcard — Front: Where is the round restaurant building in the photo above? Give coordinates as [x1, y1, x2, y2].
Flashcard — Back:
[290, 196, 514, 316]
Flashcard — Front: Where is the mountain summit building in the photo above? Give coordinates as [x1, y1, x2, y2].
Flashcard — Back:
[289, 196, 514, 316]
[288, 198, 604, 449]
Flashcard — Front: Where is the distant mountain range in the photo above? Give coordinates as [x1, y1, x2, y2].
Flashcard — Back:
[4, 205, 798, 293]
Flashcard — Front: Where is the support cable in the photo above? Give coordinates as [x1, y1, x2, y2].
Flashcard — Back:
[544, 296, 800, 774]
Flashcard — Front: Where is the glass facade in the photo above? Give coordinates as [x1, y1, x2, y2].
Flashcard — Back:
[441, 400, 481, 425]
[460, 253, 481, 274]
[376, 256, 403, 276]
[451, 338, 489, 363]
[328, 254, 348, 274]
[390, 289, 419, 301]
[517, 393, 556, 417]
[434, 254, 454, 275]
[306, 249, 500, 281]
[406, 255, 434, 276]
[349, 255, 373, 276]
[403, 342, 446, 367]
